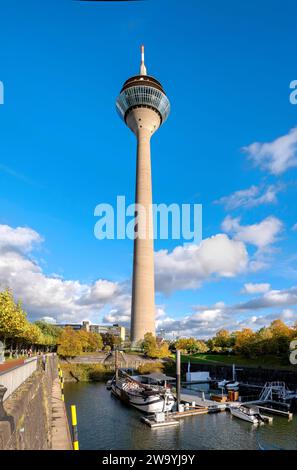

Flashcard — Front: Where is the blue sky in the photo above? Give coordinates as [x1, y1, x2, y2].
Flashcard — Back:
[0, 0, 297, 337]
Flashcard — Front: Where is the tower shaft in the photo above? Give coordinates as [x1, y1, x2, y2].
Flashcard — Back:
[127, 108, 159, 343]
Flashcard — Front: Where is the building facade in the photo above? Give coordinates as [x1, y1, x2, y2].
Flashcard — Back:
[58, 322, 126, 342]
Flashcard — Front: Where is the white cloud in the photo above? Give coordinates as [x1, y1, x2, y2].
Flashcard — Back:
[292, 223, 297, 232]
[76, 280, 120, 306]
[102, 293, 132, 327]
[242, 127, 297, 175]
[156, 303, 249, 339]
[155, 234, 248, 294]
[236, 286, 297, 311]
[0, 225, 42, 253]
[222, 215, 283, 251]
[0, 224, 127, 324]
[215, 183, 283, 211]
[241, 283, 271, 294]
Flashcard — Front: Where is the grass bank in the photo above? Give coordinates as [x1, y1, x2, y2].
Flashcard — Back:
[181, 353, 295, 371]
[61, 363, 113, 382]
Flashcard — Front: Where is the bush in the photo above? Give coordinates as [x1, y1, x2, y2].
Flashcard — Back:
[137, 362, 164, 374]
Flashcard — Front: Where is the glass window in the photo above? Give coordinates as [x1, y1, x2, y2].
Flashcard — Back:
[116, 86, 170, 123]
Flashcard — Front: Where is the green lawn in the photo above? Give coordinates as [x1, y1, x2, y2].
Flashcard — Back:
[181, 353, 296, 371]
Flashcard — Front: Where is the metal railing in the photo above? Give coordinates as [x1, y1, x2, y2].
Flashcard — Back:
[0, 357, 37, 401]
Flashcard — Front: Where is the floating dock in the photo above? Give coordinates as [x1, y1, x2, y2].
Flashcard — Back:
[252, 404, 293, 420]
[141, 415, 179, 428]
[178, 391, 231, 410]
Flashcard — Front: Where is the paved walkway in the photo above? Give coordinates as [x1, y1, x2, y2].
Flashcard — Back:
[51, 378, 72, 450]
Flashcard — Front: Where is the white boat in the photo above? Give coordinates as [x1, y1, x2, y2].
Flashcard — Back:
[218, 364, 240, 390]
[230, 405, 264, 424]
[218, 379, 240, 390]
[110, 371, 175, 413]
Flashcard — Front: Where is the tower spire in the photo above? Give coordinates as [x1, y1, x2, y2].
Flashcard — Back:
[140, 45, 147, 76]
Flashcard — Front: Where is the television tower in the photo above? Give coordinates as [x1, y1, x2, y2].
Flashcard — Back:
[116, 46, 170, 344]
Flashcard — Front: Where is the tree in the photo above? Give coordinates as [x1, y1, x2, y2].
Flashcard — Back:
[77, 330, 90, 352]
[57, 327, 83, 357]
[76, 330, 103, 352]
[195, 340, 209, 353]
[142, 332, 156, 353]
[213, 329, 234, 349]
[34, 321, 62, 345]
[0, 289, 27, 347]
[234, 328, 257, 358]
[141, 333, 170, 359]
[268, 320, 293, 355]
[22, 323, 44, 346]
[175, 337, 209, 355]
[86, 332, 103, 352]
[102, 333, 116, 349]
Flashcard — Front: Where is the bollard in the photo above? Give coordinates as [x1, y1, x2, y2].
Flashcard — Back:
[176, 350, 181, 412]
[60, 376, 65, 402]
[71, 405, 79, 450]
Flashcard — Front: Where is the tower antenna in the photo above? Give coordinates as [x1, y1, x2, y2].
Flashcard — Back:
[140, 45, 147, 75]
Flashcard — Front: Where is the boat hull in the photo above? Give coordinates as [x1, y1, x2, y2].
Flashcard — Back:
[111, 383, 175, 413]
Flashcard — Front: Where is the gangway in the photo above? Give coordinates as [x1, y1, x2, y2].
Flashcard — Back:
[259, 382, 297, 402]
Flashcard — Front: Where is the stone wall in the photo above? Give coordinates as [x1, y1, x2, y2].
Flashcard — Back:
[0, 355, 57, 450]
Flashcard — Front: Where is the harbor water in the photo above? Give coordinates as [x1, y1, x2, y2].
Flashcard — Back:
[64, 382, 297, 450]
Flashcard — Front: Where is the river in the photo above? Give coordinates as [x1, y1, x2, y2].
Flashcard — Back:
[64, 382, 297, 450]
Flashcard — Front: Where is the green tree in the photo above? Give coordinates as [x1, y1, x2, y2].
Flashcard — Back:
[213, 329, 234, 349]
[22, 322, 44, 346]
[57, 327, 83, 357]
[0, 289, 27, 347]
[234, 328, 257, 358]
[77, 330, 90, 352]
[34, 321, 61, 344]
[76, 330, 103, 352]
[87, 332, 103, 352]
[141, 333, 170, 359]
[268, 319, 293, 355]
[102, 333, 116, 349]
[175, 337, 209, 355]
[142, 332, 157, 354]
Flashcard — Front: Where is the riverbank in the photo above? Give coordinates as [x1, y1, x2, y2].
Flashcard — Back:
[60, 360, 166, 382]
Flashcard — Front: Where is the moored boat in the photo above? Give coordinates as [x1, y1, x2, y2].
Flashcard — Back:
[109, 370, 175, 413]
[218, 379, 240, 390]
[230, 405, 264, 425]
[218, 364, 240, 390]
